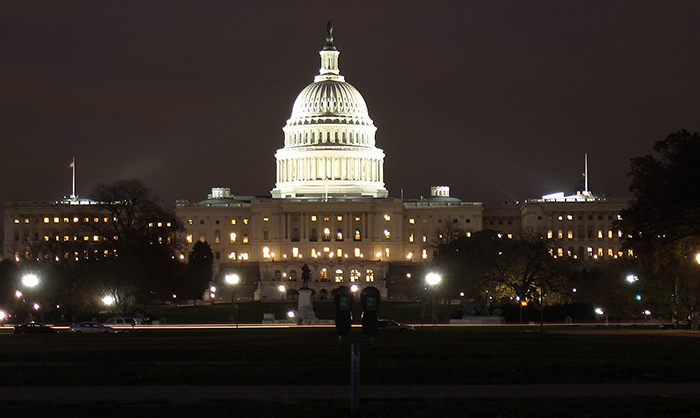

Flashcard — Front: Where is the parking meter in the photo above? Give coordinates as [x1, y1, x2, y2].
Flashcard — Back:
[334, 286, 354, 335]
[360, 286, 381, 336]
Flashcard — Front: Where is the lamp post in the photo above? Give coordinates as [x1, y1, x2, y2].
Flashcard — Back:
[225, 274, 240, 327]
[626, 274, 643, 324]
[21, 274, 39, 321]
[425, 272, 441, 326]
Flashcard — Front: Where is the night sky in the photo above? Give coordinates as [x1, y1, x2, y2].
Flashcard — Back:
[2, 1, 699, 209]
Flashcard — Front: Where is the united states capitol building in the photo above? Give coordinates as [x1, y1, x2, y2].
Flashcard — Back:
[3, 23, 629, 302]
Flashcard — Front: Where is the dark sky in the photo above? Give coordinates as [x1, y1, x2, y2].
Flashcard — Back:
[2, 1, 699, 208]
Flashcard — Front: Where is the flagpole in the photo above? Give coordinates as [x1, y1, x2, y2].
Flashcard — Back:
[71, 157, 76, 199]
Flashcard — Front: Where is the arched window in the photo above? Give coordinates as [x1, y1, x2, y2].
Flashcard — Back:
[310, 228, 318, 242]
[336, 229, 343, 241]
[335, 269, 344, 283]
[354, 229, 361, 241]
[365, 269, 374, 282]
[350, 269, 360, 282]
[292, 228, 300, 242]
[289, 270, 297, 281]
[214, 230, 221, 244]
[323, 227, 331, 241]
[274, 270, 282, 281]
[320, 268, 328, 282]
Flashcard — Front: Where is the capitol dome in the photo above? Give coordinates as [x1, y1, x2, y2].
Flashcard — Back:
[271, 22, 388, 199]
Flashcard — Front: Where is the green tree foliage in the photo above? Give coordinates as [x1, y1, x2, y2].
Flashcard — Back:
[618, 130, 700, 317]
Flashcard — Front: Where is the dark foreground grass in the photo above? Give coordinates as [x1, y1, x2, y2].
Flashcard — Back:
[4, 398, 700, 418]
[2, 327, 700, 386]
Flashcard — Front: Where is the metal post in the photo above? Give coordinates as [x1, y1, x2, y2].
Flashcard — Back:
[351, 340, 360, 415]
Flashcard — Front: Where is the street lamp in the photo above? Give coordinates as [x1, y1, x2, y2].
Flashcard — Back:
[626, 274, 643, 324]
[278, 284, 286, 300]
[423, 272, 441, 326]
[21, 274, 39, 321]
[225, 274, 240, 327]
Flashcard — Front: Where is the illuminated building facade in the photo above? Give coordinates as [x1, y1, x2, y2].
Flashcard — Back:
[2, 23, 630, 303]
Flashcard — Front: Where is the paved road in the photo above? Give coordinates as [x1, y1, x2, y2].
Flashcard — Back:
[3, 384, 700, 402]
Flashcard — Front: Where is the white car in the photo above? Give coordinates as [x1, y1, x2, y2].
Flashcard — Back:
[69, 321, 117, 334]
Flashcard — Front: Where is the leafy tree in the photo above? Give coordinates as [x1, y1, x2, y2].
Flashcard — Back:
[432, 229, 570, 316]
[84, 179, 185, 309]
[181, 240, 214, 304]
[618, 130, 700, 318]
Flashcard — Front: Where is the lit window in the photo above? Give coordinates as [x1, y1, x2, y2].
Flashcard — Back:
[93, 235, 99, 242]
[354, 229, 361, 241]
[263, 247, 270, 258]
[243, 234, 248, 243]
[337, 230, 343, 241]
[263, 217, 269, 222]
[384, 214, 391, 221]
[243, 219, 248, 225]
[14, 219, 20, 224]
[354, 216, 360, 222]
[547, 230, 553, 239]
[186, 234, 193, 244]
[311, 215, 317, 222]
[354, 248, 361, 257]
[384, 229, 391, 239]
[188, 219, 193, 225]
[384, 248, 390, 258]
[292, 247, 299, 257]
[598, 247, 604, 257]
[557, 248, 564, 257]
[73, 217, 79, 223]
[557, 230, 563, 239]
[409, 233, 414, 243]
[44, 217, 50, 223]
[323, 217, 330, 222]
[157, 222, 163, 227]
[351, 269, 360, 282]
[567, 214, 573, 221]
[53, 217, 59, 223]
[323, 247, 330, 253]
[335, 269, 344, 282]
[422, 219, 428, 224]
[230, 219, 236, 225]
[84, 217, 89, 223]
[608, 230, 613, 239]
[422, 235, 427, 243]
[323, 228, 331, 241]
[337, 248, 343, 258]
[229, 252, 236, 260]
[608, 248, 614, 257]
[406, 252, 413, 260]
[409, 218, 415, 224]
[558, 215, 563, 221]
[567, 230, 573, 239]
[337, 215, 343, 222]
[366, 269, 374, 282]
[507, 234, 513, 239]
[240, 253, 249, 260]
[63, 217, 69, 223]
[320, 268, 328, 281]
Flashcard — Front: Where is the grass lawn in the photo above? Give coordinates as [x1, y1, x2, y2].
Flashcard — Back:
[3, 324, 700, 417]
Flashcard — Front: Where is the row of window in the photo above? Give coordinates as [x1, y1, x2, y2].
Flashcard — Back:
[272, 267, 375, 283]
[553, 247, 633, 259]
[15, 216, 111, 224]
[547, 229, 622, 240]
[549, 214, 620, 222]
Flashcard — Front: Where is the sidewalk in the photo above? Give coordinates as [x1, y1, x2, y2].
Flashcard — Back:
[3, 384, 700, 402]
